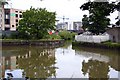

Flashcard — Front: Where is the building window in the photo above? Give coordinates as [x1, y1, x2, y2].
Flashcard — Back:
[12, 25, 14, 27]
[5, 27, 10, 31]
[16, 14, 18, 17]
[15, 11, 18, 13]
[19, 15, 22, 18]
[19, 11, 22, 13]
[16, 24, 18, 26]
[5, 19, 10, 24]
[16, 19, 18, 22]
[5, 14, 10, 19]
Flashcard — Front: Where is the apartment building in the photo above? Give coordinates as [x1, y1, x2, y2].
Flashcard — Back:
[56, 22, 68, 30]
[0, 0, 7, 30]
[56, 21, 82, 31]
[4, 8, 24, 31]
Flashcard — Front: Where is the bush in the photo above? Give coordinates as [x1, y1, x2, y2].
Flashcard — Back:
[2, 34, 7, 39]
[71, 32, 77, 39]
[43, 34, 61, 40]
[10, 32, 18, 39]
[59, 30, 77, 40]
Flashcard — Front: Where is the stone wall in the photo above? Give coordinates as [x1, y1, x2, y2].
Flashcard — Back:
[1, 40, 65, 47]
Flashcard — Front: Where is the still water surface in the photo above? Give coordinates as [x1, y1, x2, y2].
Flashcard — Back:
[1, 42, 120, 79]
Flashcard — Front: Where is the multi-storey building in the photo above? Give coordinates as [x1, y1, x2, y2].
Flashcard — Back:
[0, 0, 8, 30]
[56, 22, 68, 30]
[57, 21, 82, 31]
[4, 8, 24, 31]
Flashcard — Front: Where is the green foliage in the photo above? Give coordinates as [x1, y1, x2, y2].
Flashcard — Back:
[80, 1, 116, 35]
[103, 41, 120, 48]
[2, 34, 7, 39]
[59, 30, 77, 40]
[71, 32, 77, 38]
[18, 7, 56, 40]
[82, 15, 89, 31]
[43, 34, 61, 40]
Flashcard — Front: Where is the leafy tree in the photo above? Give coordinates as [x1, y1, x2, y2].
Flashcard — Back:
[80, 0, 116, 34]
[0, 0, 8, 6]
[115, 2, 120, 26]
[18, 7, 56, 39]
[82, 15, 89, 31]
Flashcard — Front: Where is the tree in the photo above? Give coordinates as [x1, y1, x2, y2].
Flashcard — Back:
[18, 7, 56, 39]
[82, 15, 89, 31]
[115, 2, 120, 26]
[0, 0, 8, 6]
[80, 0, 116, 34]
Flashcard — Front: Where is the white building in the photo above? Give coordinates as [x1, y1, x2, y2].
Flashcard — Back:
[68, 21, 82, 30]
[56, 21, 82, 31]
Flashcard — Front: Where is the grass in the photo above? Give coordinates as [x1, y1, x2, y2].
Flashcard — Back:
[102, 41, 120, 47]
[72, 41, 120, 50]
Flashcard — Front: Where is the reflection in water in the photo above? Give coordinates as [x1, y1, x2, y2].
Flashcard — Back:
[82, 59, 109, 78]
[16, 48, 56, 78]
[0, 42, 120, 79]
[1, 46, 57, 78]
[73, 46, 120, 79]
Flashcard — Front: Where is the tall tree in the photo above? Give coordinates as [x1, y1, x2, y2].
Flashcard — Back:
[115, 2, 120, 26]
[82, 15, 89, 31]
[18, 7, 56, 39]
[80, 0, 116, 34]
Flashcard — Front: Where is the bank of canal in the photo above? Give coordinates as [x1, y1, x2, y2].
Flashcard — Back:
[72, 41, 120, 50]
[1, 39, 64, 47]
[1, 41, 120, 79]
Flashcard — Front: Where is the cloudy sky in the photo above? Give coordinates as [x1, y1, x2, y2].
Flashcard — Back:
[5, 0, 118, 24]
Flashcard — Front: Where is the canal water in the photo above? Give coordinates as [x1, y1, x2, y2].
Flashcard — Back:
[0, 41, 120, 79]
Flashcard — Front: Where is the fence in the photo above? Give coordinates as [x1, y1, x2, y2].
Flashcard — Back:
[75, 34, 110, 43]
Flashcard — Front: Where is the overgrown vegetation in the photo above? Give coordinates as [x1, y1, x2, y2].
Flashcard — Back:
[1, 30, 77, 41]
[18, 7, 56, 40]
[43, 33, 61, 40]
[80, 0, 120, 35]
[59, 30, 77, 40]
[72, 41, 120, 50]
[102, 41, 120, 48]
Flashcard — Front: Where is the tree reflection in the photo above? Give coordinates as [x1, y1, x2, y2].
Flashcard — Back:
[82, 59, 109, 79]
[16, 48, 56, 78]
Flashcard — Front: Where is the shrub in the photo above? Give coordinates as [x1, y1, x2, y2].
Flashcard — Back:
[59, 30, 77, 40]
[43, 34, 61, 40]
